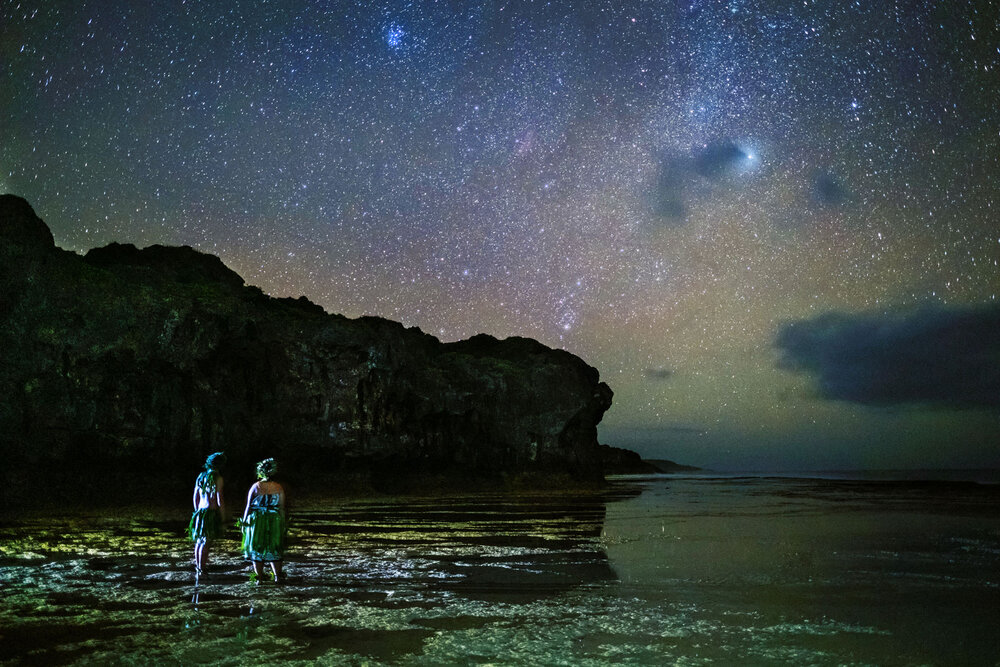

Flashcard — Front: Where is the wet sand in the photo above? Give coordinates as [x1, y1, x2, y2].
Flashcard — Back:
[2, 478, 999, 665]
[0, 490, 624, 665]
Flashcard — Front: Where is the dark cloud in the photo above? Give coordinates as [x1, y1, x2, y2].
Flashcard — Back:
[811, 170, 851, 206]
[651, 140, 750, 223]
[645, 367, 674, 381]
[694, 141, 750, 179]
[653, 151, 852, 227]
[775, 305, 1000, 408]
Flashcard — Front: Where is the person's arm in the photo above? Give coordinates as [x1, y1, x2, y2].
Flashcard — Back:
[278, 485, 286, 517]
[243, 483, 258, 522]
[193, 481, 201, 511]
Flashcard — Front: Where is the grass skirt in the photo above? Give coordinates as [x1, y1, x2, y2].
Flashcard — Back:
[241, 509, 287, 561]
[189, 508, 222, 543]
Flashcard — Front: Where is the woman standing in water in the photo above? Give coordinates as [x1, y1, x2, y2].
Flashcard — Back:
[240, 458, 287, 583]
[189, 452, 226, 580]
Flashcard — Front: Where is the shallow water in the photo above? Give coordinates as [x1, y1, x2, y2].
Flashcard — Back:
[1, 477, 998, 665]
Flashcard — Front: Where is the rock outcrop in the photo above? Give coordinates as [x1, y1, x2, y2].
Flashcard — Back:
[0, 195, 613, 504]
[598, 445, 663, 474]
[599, 445, 702, 475]
[645, 458, 702, 473]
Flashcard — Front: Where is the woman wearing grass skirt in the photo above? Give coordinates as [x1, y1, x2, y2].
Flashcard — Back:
[240, 458, 287, 583]
[190, 452, 226, 580]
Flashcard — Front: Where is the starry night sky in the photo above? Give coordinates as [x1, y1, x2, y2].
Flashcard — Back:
[3, 1, 999, 470]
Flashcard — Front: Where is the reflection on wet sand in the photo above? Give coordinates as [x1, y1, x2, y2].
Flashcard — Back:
[4, 478, 999, 664]
[292, 495, 622, 602]
[0, 490, 631, 664]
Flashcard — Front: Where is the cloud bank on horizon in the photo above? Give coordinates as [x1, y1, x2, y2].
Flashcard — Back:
[776, 305, 1000, 409]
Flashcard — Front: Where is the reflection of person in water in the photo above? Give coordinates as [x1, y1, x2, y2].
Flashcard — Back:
[240, 458, 287, 583]
[189, 452, 226, 580]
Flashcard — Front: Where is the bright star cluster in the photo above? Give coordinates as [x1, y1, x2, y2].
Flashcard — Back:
[3, 1, 998, 470]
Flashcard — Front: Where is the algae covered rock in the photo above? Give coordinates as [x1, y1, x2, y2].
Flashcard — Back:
[0, 196, 612, 504]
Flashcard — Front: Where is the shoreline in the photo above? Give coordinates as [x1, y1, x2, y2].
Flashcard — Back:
[7, 468, 998, 519]
[613, 467, 1000, 484]
[0, 480, 633, 522]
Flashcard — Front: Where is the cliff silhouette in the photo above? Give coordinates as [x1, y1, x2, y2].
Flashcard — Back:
[0, 195, 613, 505]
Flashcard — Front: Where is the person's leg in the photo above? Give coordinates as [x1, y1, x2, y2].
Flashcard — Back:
[251, 560, 264, 582]
[194, 541, 204, 573]
[270, 560, 283, 582]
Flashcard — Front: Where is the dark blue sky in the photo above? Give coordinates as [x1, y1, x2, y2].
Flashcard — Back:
[3, 0, 998, 469]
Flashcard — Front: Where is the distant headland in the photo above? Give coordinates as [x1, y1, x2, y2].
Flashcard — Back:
[598, 445, 702, 475]
[1, 195, 619, 506]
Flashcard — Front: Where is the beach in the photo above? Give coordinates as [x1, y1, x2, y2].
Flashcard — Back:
[2, 474, 998, 665]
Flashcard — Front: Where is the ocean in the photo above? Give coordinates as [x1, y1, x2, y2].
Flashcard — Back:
[1, 472, 998, 665]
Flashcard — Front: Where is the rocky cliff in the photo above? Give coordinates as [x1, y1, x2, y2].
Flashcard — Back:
[0, 195, 613, 504]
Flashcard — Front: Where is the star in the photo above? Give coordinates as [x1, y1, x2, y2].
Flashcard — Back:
[3, 0, 997, 470]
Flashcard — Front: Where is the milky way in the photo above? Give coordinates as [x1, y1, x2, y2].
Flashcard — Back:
[3, 1, 998, 469]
